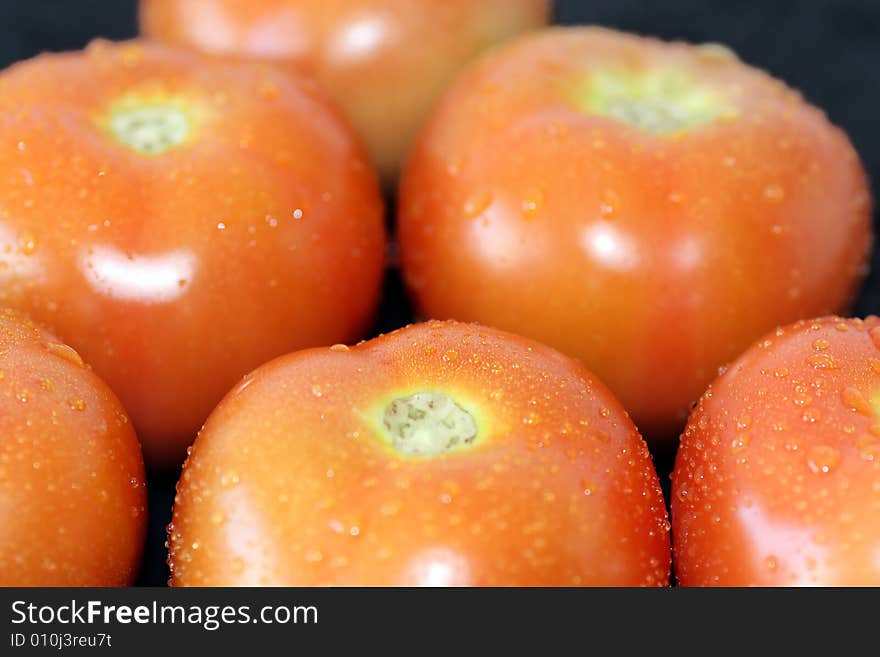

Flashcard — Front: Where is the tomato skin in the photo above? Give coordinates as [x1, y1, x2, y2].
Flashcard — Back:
[398, 27, 872, 445]
[0, 308, 146, 586]
[672, 316, 880, 586]
[139, 0, 552, 180]
[169, 320, 670, 586]
[0, 40, 386, 468]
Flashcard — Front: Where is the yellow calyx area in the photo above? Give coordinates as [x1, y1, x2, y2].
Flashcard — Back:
[100, 94, 198, 155]
[579, 68, 732, 134]
[368, 390, 487, 459]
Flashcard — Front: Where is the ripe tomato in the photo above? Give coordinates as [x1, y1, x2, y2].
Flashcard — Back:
[139, 0, 552, 180]
[0, 308, 146, 586]
[673, 316, 880, 586]
[0, 40, 386, 468]
[398, 27, 872, 446]
[168, 321, 670, 586]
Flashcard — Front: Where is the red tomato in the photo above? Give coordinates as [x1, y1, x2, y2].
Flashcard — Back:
[139, 0, 552, 180]
[673, 316, 880, 586]
[0, 40, 386, 468]
[168, 321, 670, 586]
[0, 308, 146, 585]
[398, 27, 872, 445]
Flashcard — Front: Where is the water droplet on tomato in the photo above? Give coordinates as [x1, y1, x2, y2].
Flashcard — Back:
[464, 192, 492, 217]
[841, 386, 871, 414]
[764, 184, 785, 202]
[521, 190, 543, 220]
[806, 445, 840, 474]
[812, 338, 830, 352]
[807, 353, 838, 370]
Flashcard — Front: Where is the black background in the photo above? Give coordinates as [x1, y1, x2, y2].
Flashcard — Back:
[0, 0, 877, 586]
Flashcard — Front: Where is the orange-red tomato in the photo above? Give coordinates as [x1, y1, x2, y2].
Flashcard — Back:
[0, 40, 385, 468]
[168, 321, 670, 586]
[0, 308, 146, 586]
[139, 0, 552, 179]
[673, 316, 880, 586]
[398, 27, 872, 445]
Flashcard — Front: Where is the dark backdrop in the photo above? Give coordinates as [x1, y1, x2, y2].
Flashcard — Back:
[0, 0, 876, 586]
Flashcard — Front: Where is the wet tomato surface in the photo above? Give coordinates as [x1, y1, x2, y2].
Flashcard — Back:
[673, 316, 880, 585]
[140, 0, 552, 179]
[0, 308, 146, 585]
[398, 27, 872, 445]
[0, 40, 386, 468]
[168, 320, 670, 586]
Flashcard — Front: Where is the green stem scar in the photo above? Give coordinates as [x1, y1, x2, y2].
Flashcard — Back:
[382, 392, 478, 457]
[579, 69, 732, 134]
[104, 98, 195, 155]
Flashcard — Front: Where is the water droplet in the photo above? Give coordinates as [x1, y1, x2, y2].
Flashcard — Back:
[463, 192, 492, 218]
[522, 412, 540, 426]
[857, 435, 880, 462]
[730, 434, 751, 452]
[311, 384, 323, 398]
[806, 445, 840, 474]
[442, 350, 458, 363]
[765, 555, 778, 571]
[19, 233, 37, 255]
[67, 399, 86, 412]
[521, 190, 543, 220]
[812, 338, 830, 352]
[45, 342, 85, 368]
[304, 549, 323, 563]
[292, 208, 304, 220]
[329, 344, 349, 352]
[807, 353, 838, 370]
[599, 190, 619, 219]
[764, 184, 785, 202]
[841, 386, 871, 414]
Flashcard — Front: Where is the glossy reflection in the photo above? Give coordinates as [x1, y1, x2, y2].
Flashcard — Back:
[399, 28, 871, 443]
[673, 317, 880, 586]
[403, 547, 471, 586]
[736, 502, 832, 586]
[168, 321, 671, 586]
[580, 222, 640, 272]
[0, 41, 386, 468]
[140, 0, 553, 179]
[328, 13, 396, 63]
[79, 245, 197, 304]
